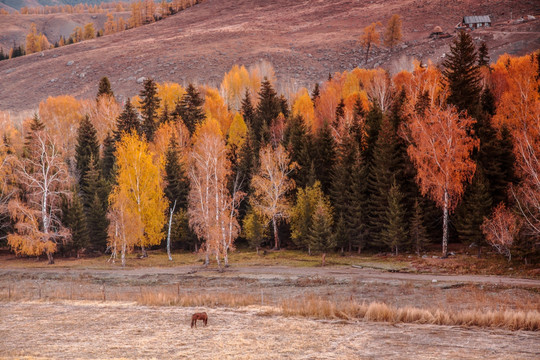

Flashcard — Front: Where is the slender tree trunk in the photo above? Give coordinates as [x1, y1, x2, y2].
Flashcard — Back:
[322, 253, 326, 267]
[141, 245, 148, 258]
[365, 43, 371, 64]
[167, 200, 177, 261]
[204, 251, 209, 266]
[442, 189, 449, 258]
[121, 237, 126, 267]
[46, 251, 54, 265]
[272, 216, 279, 250]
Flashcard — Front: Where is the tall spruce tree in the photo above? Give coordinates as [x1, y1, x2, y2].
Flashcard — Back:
[101, 132, 116, 182]
[380, 180, 408, 255]
[314, 121, 336, 194]
[164, 135, 189, 210]
[82, 163, 109, 253]
[454, 169, 492, 255]
[96, 76, 114, 100]
[334, 98, 345, 128]
[140, 78, 160, 141]
[255, 78, 281, 142]
[241, 89, 255, 127]
[23, 113, 45, 157]
[478, 42, 489, 67]
[175, 83, 205, 135]
[410, 198, 429, 255]
[75, 115, 100, 189]
[442, 30, 482, 115]
[283, 115, 313, 190]
[311, 83, 320, 103]
[114, 99, 140, 141]
[65, 191, 90, 257]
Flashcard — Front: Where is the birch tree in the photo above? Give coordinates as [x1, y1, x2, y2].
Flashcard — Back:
[251, 144, 296, 250]
[403, 105, 477, 257]
[8, 132, 71, 264]
[109, 132, 167, 259]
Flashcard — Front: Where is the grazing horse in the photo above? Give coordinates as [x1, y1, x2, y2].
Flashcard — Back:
[191, 312, 208, 328]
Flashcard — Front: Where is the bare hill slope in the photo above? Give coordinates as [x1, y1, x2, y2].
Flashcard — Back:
[0, 0, 539, 112]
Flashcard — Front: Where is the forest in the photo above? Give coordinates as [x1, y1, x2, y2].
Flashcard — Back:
[0, 32, 538, 268]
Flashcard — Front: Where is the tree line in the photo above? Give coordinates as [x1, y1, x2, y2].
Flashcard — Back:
[0, 32, 538, 267]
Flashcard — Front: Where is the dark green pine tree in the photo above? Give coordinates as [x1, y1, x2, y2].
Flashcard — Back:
[380, 180, 408, 256]
[283, 115, 313, 190]
[164, 135, 189, 211]
[314, 121, 336, 194]
[480, 87, 496, 117]
[159, 103, 170, 125]
[114, 99, 140, 141]
[442, 30, 482, 116]
[255, 77, 281, 142]
[410, 198, 429, 255]
[307, 202, 335, 266]
[23, 113, 45, 157]
[454, 168, 492, 255]
[279, 95, 290, 119]
[330, 131, 358, 252]
[361, 103, 383, 165]
[311, 83, 320, 103]
[334, 98, 345, 128]
[366, 116, 403, 247]
[414, 90, 431, 116]
[233, 131, 256, 222]
[477, 42, 489, 67]
[351, 97, 366, 148]
[139, 78, 160, 141]
[75, 115, 100, 189]
[241, 89, 255, 127]
[96, 76, 114, 100]
[65, 191, 90, 257]
[101, 132, 116, 182]
[82, 163, 109, 253]
[175, 83, 205, 135]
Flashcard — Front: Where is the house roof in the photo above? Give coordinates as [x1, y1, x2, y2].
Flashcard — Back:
[463, 15, 491, 24]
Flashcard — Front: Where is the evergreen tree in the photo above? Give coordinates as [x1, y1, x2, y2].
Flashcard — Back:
[140, 78, 160, 141]
[65, 192, 90, 257]
[346, 157, 368, 253]
[361, 103, 383, 165]
[334, 98, 345, 127]
[114, 99, 140, 141]
[159, 103, 170, 124]
[243, 208, 265, 253]
[241, 89, 255, 127]
[101, 132, 116, 182]
[279, 94, 290, 119]
[283, 115, 313, 190]
[96, 76, 114, 100]
[380, 180, 408, 255]
[366, 116, 402, 247]
[23, 113, 45, 157]
[414, 90, 431, 116]
[314, 121, 336, 193]
[454, 169, 492, 255]
[478, 42, 489, 67]
[410, 198, 429, 255]
[311, 83, 320, 103]
[164, 135, 189, 210]
[175, 83, 205, 135]
[442, 30, 482, 115]
[255, 78, 281, 142]
[82, 162, 109, 253]
[75, 115, 100, 189]
[307, 197, 335, 266]
[480, 87, 496, 117]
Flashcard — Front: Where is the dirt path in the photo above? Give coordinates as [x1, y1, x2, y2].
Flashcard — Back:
[1, 301, 538, 360]
[2, 265, 539, 288]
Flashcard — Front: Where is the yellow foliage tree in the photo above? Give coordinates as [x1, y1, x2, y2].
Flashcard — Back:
[292, 89, 316, 132]
[26, 23, 50, 54]
[221, 65, 251, 111]
[109, 132, 167, 258]
[83, 23, 96, 40]
[203, 87, 233, 136]
[360, 22, 382, 64]
[157, 82, 185, 116]
[227, 113, 248, 150]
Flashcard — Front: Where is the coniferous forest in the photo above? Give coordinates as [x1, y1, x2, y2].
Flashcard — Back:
[0, 33, 538, 267]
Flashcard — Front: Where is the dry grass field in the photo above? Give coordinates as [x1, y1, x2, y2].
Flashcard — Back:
[0, 253, 539, 359]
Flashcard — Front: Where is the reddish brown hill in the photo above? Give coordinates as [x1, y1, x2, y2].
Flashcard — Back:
[0, 0, 539, 112]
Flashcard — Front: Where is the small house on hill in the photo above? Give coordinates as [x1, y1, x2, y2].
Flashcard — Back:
[457, 15, 492, 30]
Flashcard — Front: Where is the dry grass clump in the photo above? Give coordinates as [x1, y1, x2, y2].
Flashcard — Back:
[138, 289, 258, 308]
[278, 296, 540, 331]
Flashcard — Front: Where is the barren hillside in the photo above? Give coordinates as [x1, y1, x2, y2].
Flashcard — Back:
[0, 0, 539, 112]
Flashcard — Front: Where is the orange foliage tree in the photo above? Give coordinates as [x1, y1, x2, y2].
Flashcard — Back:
[482, 203, 521, 262]
[493, 54, 540, 236]
[360, 22, 381, 64]
[403, 105, 478, 257]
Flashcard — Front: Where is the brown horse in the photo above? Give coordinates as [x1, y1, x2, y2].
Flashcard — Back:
[191, 312, 208, 328]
